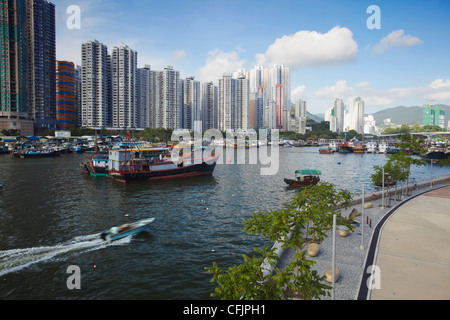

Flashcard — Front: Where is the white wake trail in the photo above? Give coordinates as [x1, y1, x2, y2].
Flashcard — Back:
[0, 234, 131, 277]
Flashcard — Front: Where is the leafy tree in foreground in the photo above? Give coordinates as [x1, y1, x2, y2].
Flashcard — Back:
[390, 133, 427, 194]
[206, 182, 353, 300]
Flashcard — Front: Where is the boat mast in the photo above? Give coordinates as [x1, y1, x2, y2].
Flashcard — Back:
[95, 129, 98, 154]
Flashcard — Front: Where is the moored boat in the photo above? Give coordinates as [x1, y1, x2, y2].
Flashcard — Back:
[366, 142, 378, 154]
[353, 143, 364, 154]
[100, 218, 156, 241]
[83, 152, 109, 177]
[319, 148, 333, 154]
[422, 148, 448, 162]
[338, 142, 353, 153]
[107, 132, 219, 183]
[12, 149, 61, 159]
[284, 170, 322, 188]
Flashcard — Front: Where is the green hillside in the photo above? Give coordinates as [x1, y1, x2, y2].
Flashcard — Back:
[371, 105, 450, 126]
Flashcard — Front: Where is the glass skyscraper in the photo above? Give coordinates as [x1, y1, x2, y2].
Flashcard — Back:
[0, 0, 56, 135]
[0, 0, 34, 135]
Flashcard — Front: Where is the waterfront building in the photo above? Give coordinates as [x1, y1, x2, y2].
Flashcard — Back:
[423, 105, 445, 129]
[293, 99, 307, 134]
[269, 65, 290, 130]
[74, 65, 82, 127]
[111, 43, 137, 129]
[349, 97, 365, 134]
[269, 84, 284, 129]
[327, 99, 345, 133]
[247, 65, 290, 130]
[149, 69, 162, 129]
[161, 66, 181, 130]
[181, 76, 201, 131]
[201, 81, 218, 131]
[56, 61, 76, 129]
[218, 73, 235, 131]
[249, 87, 266, 129]
[236, 75, 249, 131]
[364, 115, 377, 135]
[333, 98, 345, 133]
[137, 65, 151, 129]
[28, 0, 56, 132]
[267, 100, 277, 129]
[218, 73, 250, 131]
[0, 0, 56, 135]
[81, 39, 111, 128]
[0, 0, 34, 135]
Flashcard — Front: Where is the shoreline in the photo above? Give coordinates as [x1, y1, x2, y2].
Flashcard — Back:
[269, 174, 450, 300]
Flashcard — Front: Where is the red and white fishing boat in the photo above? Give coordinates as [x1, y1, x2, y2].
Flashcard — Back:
[107, 132, 219, 183]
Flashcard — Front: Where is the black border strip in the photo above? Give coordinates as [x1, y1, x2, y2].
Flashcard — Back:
[356, 185, 448, 300]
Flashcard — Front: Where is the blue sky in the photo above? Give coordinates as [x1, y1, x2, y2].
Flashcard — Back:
[54, 0, 450, 116]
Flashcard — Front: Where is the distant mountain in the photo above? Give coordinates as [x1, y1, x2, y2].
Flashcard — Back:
[370, 105, 450, 126]
[304, 105, 449, 126]
[307, 112, 324, 123]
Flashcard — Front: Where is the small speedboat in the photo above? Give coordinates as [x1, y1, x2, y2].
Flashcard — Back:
[100, 218, 156, 241]
[0, 183, 3, 189]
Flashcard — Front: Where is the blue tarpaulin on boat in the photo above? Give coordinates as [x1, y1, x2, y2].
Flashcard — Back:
[26, 136, 40, 141]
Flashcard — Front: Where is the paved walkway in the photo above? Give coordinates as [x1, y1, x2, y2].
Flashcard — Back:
[277, 180, 450, 300]
[369, 186, 450, 300]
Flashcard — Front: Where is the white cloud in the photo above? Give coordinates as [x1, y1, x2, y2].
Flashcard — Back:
[256, 26, 359, 69]
[355, 81, 371, 88]
[372, 29, 423, 54]
[314, 80, 355, 99]
[197, 49, 246, 83]
[429, 78, 450, 90]
[172, 50, 187, 61]
[291, 85, 307, 102]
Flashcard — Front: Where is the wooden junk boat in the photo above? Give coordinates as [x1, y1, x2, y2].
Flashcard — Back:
[107, 132, 219, 183]
[319, 148, 333, 154]
[284, 170, 322, 188]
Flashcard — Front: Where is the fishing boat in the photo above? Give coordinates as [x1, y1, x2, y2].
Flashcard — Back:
[12, 149, 61, 159]
[81, 131, 110, 177]
[82, 152, 109, 177]
[338, 142, 354, 153]
[107, 132, 219, 183]
[319, 148, 333, 154]
[284, 170, 322, 188]
[422, 147, 448, 162]
[338, 132, 353, 153]
[366, 142, 378, 154]
[353, 143, 364, 154]
[377, 142, 388, 154]
[100, 218, 156, 241]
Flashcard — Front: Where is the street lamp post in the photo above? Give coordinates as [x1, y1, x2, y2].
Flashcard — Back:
[381, 168, 389, 209]
[361, 185, 365, 250]
[332, 214, 337, 300]
[430, 159, 433, 189]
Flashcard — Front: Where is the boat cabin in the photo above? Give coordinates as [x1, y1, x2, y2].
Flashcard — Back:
[295, 170, 322, 181]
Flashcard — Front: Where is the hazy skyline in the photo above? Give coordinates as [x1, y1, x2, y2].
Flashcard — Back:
[54, 0, 450, 115]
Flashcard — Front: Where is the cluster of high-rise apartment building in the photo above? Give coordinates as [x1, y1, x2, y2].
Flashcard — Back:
[80, 41, 301, 133]
[325, 97, 366, 134]
[1, 0, 308, 136]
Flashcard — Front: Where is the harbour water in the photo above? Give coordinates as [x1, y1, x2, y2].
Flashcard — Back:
[0, 147, 449, 299]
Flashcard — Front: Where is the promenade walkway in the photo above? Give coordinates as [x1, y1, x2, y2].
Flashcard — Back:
[369, 185, 450, 300]
[277, 178, 450, 300]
